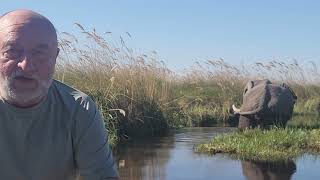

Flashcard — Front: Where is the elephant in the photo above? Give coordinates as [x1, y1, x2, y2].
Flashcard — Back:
[232, 79, 297, 129]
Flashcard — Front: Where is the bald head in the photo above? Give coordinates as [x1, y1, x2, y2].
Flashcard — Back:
[0, 9, 58, 46]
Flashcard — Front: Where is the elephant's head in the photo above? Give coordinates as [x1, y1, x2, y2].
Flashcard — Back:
[232, 79, 297, 129]
[233, 79, 272, 115]
[242, 79, 271, 97]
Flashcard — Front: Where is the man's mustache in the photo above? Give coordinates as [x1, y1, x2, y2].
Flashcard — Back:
[11, 71, 39, 81]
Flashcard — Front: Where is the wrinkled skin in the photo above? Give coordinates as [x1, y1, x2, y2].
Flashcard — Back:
[233, 79, 297, 129]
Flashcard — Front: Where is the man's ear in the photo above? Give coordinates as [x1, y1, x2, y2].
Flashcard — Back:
[51, 48, 60, 65]
[56, 48, 60, 58]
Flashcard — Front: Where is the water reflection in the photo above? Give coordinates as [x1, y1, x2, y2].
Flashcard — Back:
[114, 127, 239, 180]
[241, 160, 296, 180]
[114, 135, 175, 180]
[114, 127, 320, 180]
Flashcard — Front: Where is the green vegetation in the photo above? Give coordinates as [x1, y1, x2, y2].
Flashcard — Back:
[55, 25, 320, 145]
[195, 128, 320, 161]
[288, 114, 320, 129]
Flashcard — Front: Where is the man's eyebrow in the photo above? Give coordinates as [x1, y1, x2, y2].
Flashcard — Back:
[2, 41, 17, 46]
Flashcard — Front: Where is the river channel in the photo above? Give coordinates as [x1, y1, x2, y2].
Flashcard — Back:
[114, 126, 320, 180]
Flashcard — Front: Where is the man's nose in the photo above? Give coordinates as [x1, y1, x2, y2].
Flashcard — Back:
[17, 55, 35, 73]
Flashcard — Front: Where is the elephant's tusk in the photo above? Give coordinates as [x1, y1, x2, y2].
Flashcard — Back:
[232, 104, 241, 114]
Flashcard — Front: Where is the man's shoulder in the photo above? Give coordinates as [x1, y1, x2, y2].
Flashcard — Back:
[52, 80, 87, 97]
[51, 80, 96, 111]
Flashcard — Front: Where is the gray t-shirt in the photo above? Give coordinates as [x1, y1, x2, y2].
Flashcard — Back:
[0, 80, 118, 179]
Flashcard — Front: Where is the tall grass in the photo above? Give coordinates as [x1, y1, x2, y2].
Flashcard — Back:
[56, 25, 172, 142]
[55, 25, 320, 144]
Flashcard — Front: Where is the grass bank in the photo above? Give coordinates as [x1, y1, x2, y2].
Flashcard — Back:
[55, 25, 320, 144]
[195, 127, 320, 161]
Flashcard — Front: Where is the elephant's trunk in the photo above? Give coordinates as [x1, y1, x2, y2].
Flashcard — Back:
[232, 104, 241, 114]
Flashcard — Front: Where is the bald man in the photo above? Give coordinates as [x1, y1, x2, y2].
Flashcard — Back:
[0, 10, 118, 179]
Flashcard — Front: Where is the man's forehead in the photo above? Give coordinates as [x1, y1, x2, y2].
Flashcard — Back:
[0, 23, 57, 47]
[0, 20, 53, 34]
[0, 24, 51, 40]
[0, 22, 28, 34]
[1, 40, 50, 49]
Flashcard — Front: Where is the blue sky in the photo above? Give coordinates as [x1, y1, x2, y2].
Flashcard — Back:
[1, 0, 320, 70]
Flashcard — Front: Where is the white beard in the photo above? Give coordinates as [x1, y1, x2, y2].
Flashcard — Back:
[0, 70, 53, 106]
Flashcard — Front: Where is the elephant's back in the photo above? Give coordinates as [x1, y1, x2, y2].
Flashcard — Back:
[267, 84, 295, 113]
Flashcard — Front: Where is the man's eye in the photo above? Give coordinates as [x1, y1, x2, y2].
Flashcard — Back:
[32, 50, 47, 58]
[3, 49, 20, 59]
[33, 50, 45, 56]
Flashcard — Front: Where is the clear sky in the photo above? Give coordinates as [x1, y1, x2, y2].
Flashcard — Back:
[1, 0, 320, 70]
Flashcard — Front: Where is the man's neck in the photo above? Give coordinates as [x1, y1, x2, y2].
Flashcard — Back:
[2, 95, 47, 108]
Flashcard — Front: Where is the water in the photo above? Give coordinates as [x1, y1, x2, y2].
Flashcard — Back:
[114, 127, 320, 180]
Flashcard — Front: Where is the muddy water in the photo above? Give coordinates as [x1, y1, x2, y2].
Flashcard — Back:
[114, 127, 320, 180]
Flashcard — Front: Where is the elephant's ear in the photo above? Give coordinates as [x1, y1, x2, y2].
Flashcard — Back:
[281, 83, 297, 102]
[240, 84, 270, 115]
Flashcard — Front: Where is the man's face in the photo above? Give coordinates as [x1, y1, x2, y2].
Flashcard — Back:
[0, 16, 58, 106]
